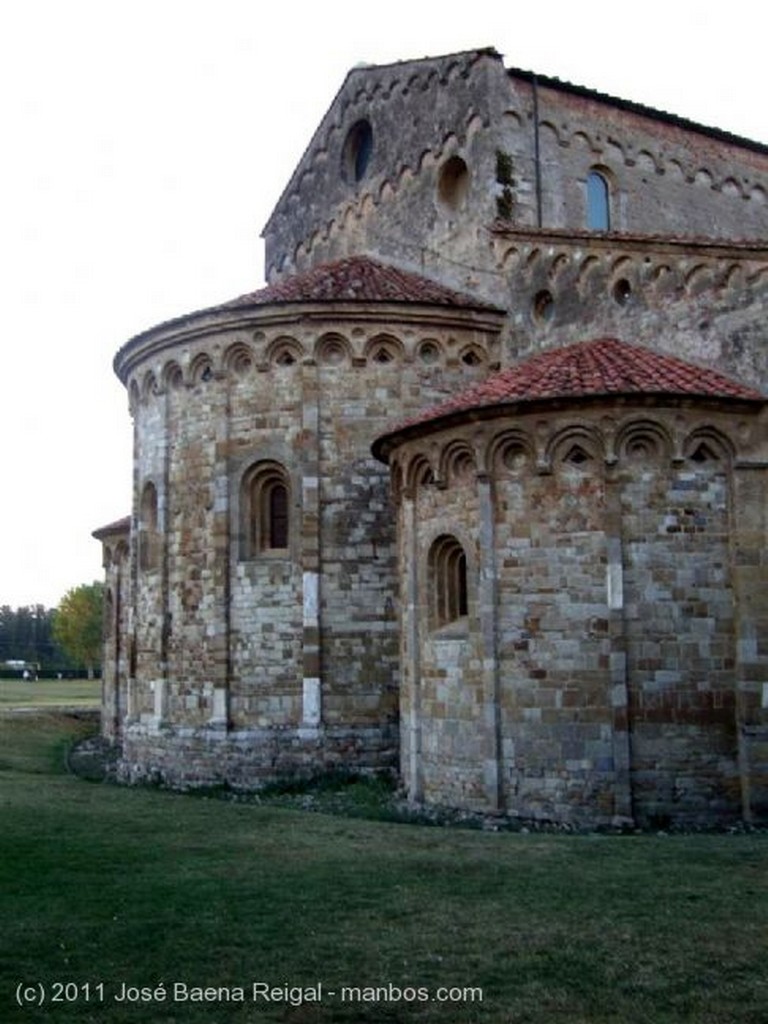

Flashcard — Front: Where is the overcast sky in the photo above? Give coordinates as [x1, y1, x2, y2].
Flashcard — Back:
[2, 0, 766, 609]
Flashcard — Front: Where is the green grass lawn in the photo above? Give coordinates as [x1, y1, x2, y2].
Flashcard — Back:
[0, 677, 100, 709]
[1, 713, 767, 1024]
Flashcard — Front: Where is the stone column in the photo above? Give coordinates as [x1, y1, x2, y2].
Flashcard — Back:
[401, 489, 423, 802]
[477, 471, 502, 812]
[605, 467, 634, 824]
[731, 462, 768, 821]
[300, 360, 323, 733]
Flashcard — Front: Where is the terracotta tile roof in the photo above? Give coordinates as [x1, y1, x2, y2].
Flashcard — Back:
[222, 256, 499, 310]
[375, 338, 764, 456]
[92, 515, 131, 540]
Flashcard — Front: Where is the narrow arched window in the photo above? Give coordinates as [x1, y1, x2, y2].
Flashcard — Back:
[264, 480, 288, 549]
[429, 535, 468, 628]
[139, 481, 159, 571]
[586, 170, 610, 231]
[140, 481, 158, 531]
[241, 461, 290, 557]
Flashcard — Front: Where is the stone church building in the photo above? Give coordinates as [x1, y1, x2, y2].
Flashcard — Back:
[94, 48, 768, 827]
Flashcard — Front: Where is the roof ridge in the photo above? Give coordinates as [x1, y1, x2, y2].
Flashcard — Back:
[223, 255, 501, 310]
[506, 67, 768, 153]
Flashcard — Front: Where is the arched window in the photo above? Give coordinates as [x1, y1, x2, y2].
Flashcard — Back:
[428, 535, 468, 628]
[139, 481, 159, 571]
[241, 462, 290, 556]
[264, 478, 289, 549]
[586, 170, 611, 231]
[342, 119, 373, 183]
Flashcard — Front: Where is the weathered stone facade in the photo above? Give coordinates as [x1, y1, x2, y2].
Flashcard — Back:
[264, 49, 768, 296]
[95, 48, 768, 825]
[373, 340, 768, 826]
[100, 268, 503, 788]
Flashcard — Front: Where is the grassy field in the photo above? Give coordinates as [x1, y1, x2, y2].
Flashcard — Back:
[1, 713, 767, 1024]
[0, 677, 100, 708]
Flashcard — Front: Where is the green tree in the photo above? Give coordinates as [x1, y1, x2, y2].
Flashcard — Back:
[52, 583, 104, 679]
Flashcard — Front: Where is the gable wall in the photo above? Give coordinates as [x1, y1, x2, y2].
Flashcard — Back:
[264, 53, 768, 310]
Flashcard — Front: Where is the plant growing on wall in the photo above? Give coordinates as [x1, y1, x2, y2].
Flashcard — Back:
[495, 150, 515, 220]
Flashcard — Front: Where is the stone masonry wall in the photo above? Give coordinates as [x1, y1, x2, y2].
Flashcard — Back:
[96, 526, 130, 741]
[619, 448, 738, 824]
[391, 401, 768, 826]
[264, 51, 768, 302]
[491, 230, 768, 391]
[495, 449, 616, 823]
[115, 301, 502, 787]
[410, 472, 486, 810]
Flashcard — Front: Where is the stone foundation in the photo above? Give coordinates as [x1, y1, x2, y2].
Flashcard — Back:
[118, 722, 398, 790]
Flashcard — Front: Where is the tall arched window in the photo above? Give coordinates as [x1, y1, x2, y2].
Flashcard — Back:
[263, 477, 289, 549]
[586, 170, 611, 231]
[342, 119, 373, 183]
[139, 481, 159, 571]
[428, 534, 468, 628]
[241, 461, 290, 556]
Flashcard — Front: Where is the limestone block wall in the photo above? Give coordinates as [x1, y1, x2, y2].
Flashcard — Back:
[389, 400, 768, 826]
[731, 464, 768, 820]
[494, 449, 617, 823]
[225, 360, 305, 731]
[401, 471, 486, 810]
[112, 299, 503, 787]
[264, 50, 768, 302]
[511, 75, 768, 240]
[491, 230, 768, 390]
[263, 50, 511, 284]
[94, 523, 130, 740]
[619, 453, 738, 823]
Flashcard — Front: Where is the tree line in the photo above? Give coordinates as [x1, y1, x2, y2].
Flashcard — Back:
[0, 583, 103, 678]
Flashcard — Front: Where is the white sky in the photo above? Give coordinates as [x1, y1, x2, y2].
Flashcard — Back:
[2, 0, 766, 609]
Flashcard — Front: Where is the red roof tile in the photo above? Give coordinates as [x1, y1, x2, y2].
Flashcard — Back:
[116, 256, 501, 373]
[376, 338, 764, 454]
[92, 515, 131, 540]
[222, 256, 498, 309]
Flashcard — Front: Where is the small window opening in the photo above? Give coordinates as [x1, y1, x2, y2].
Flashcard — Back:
[564, 445, 592, 465]
[438, 156, 469, 210]
[342, 119, 374, 183]
[266, 483, 289, 549]
[242, 462, 291, 557]
[690, 442, 719, 464]
[419, 341, 440, 364]
[429, 535, 468, 629]
[533, 289, 555, 323]
[613, 278, 632, 305]
[139, 481, 159, 571]
[587, 170, 611, 231]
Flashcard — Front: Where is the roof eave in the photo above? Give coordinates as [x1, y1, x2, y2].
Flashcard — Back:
[373, 390, 766, 463]
[113, 298, 505, 386]
[507, 67, 768, 153]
